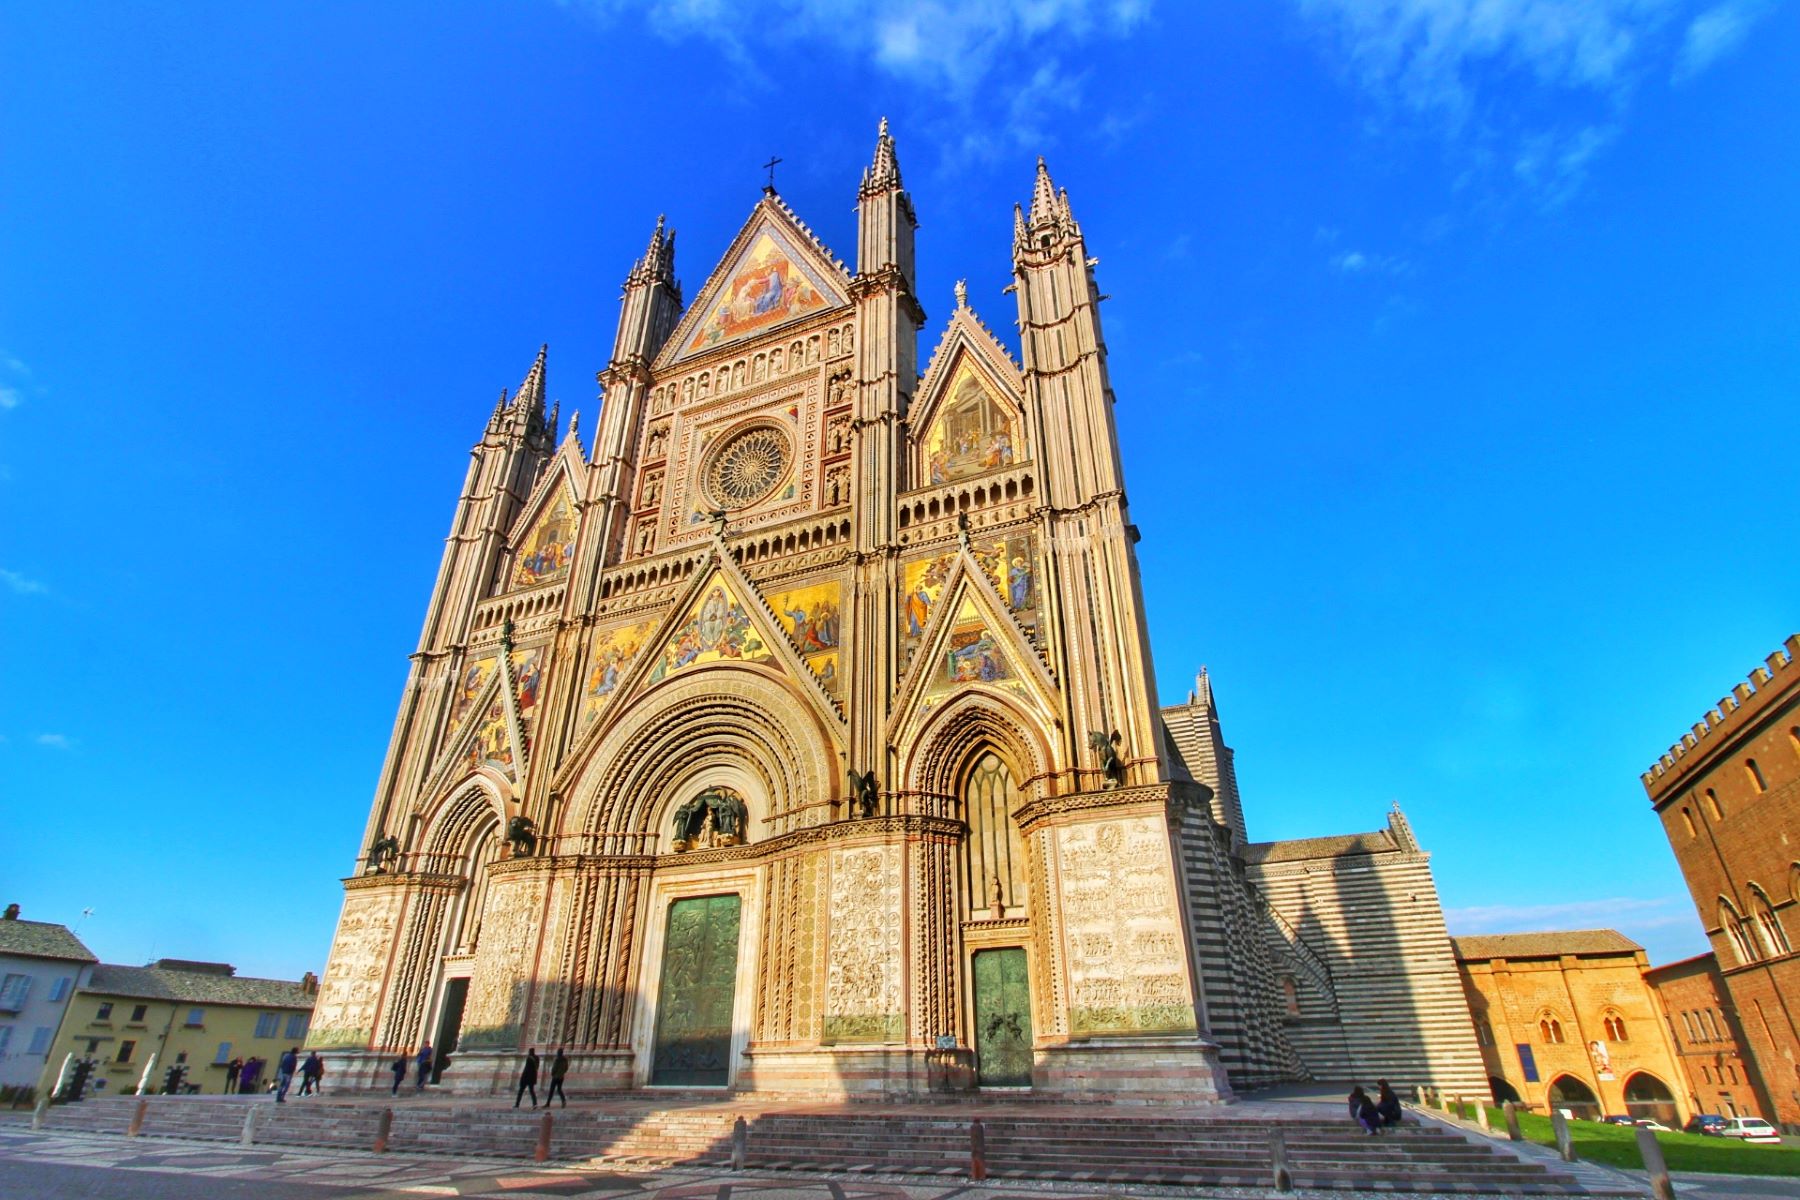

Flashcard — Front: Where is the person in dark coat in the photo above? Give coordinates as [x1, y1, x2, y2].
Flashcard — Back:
[514, 1048, 540, 1108]
[275, 1048, 298, 1102]
[299, 1052, 323, 1096]
[239, 1058, 261, 1095]
[1375, 1080, 1403, 1127]
[390, 1055, 407, 1095]
[224, 1057, 243, 1095]
[1348, 1085, 1381, 1135]
[546, 1049, 568, 1108]
[415, 1042, 433, 1090]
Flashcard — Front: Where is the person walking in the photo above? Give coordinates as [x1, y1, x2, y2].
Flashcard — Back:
[298, 1052, 323, 1096]
[275, 1047, 298, 1102]
[390, 1054, 407, 1095]
[239, 1058, 261, 1096]
[514, 1048, 540, 1108]
[546, 1049, 569, 1108]
[415, 1042, 433, 1090]
[223, 1057, 243, 1095]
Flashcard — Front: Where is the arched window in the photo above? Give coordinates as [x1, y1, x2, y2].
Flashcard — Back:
[1539, 1016, 1565, 1044]
[1747, 759, 1767, 792]
[1547, 1075, 1600, 1120]
[1702, 1065, 1712, 1083]
[1727, 1064, 1739, 1084]
[1623, 1072, 1678, 1125]
[1748, 884, 1790, 956]
[1789, 862, 1800, 907]
[1681, 807, 1697, 838]
[1706, 789, 1724, 821]
[1681, 1011, 1699, 1042]
[961, 750, 1026, 917]
[1603, 1014, 1628, 1041]
[1720, 897, 1760, 965]
[1789, 726, 1800, 759]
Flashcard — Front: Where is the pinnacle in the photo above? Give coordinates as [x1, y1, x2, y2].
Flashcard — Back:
[515, 345, 548, 413]
[862, 116, 903, 196]
[1028, 156, 1059, 228]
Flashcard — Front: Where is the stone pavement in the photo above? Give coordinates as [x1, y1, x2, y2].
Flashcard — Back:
[0, 1125, 1621, 1200]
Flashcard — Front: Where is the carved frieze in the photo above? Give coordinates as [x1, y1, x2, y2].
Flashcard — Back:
[458, 873, 547, 1048]
[310, 887, 406, 1048]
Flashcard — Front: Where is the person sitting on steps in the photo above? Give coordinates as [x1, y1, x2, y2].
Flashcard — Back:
[1375, 1079, 1403, 1128]
[1348, 1085, 1382, 1135]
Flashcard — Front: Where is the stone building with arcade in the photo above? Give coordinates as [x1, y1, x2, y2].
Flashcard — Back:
[308, 126, 1488, 1102]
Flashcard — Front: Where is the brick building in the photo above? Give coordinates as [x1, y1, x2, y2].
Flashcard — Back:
[1641, 633, 1800, 1131]
[1643, 952, 1767, 1120]
[1454, 931, 1686, 1124]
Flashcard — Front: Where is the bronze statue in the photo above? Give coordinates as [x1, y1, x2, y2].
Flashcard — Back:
[1087, 730, 1124, 789]
[504, 815, 537, 857]
[846, 769, 879, 819]
[670, 795, 707, 849]
[366, 834, 401, 874]
[709, 790, 748, 840]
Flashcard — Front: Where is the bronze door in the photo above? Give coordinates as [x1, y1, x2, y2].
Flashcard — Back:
[650, 894, 742, 1086]
[973, 947, 1033, 1087]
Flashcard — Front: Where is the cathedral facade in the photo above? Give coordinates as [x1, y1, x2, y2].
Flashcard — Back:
[309, 126, 1487, 1101]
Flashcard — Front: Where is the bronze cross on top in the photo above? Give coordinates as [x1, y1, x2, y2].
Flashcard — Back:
[763, 155, 783, 193]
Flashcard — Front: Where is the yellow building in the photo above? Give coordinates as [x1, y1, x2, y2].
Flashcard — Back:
[39, 959, 317, 1097]
[1455, 931, 1688, 1125]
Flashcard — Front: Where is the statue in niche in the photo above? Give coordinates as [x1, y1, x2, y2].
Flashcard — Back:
[669, 788, 749, 852]
[1088, 729, 1125, 789]
[366, 834, 401, 874]
[505, 815, 537, 857]
[846, 769, 879, 819]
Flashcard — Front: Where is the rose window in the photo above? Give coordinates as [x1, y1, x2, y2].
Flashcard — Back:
[706, 426, 791, 509]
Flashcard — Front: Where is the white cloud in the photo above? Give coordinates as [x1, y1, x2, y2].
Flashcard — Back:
[1331, 249, 1411, 275]
[1296, 0, 1680, 125]
[0, 387, 19, 410]
[1512, 123, 1617, 204]
[0, 350, 28, 410]
[1445, 895, 1691, 934]
[566, 0, 1147, 95]
[1, 568, 47, 595]
[1676, 1, 1775, 80]
[34, 733, 74, 750]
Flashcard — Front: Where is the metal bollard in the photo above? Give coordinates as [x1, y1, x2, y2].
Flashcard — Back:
[1550, 1110, 1574, 1162]
[240, 1105, 258, 1147]
[731, 1116, 747, 1170]
[31, 1093, 49, 1131]
[1503, 1101, 1523, 1142]
[127, 1099, 149, 1137]
[1635, 1125, 1676, 1200]
[373, 1108, 393, 1153]
[534, 1111, 553, 1163]
[970, 1118, 987, 1182]
[1269, 1129, 1293, 1193]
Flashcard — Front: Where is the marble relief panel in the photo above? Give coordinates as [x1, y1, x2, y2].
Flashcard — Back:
[1054, 816, 1197, 1036]
[310, 886, 405, 1048]
[823, 844, 904, 1044]
[459, 873, 547, 1048]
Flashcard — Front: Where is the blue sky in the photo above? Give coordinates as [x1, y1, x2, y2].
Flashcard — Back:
[2, 1, 1795, 979]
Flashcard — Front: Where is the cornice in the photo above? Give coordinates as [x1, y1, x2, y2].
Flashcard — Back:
[1012, 784, 1173, 835]
[341, 871, 467, 893]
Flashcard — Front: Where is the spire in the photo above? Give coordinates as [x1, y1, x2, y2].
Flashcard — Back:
[1189, 666, 1215, 708]
[1029, 157, 1058, 227]
[1387, 800, 1419, 852]
[861, 116, 903, 197]
[1018, 156, 1081, 255]
[514, 344, 548, 416]
[626, 214, 677, 290]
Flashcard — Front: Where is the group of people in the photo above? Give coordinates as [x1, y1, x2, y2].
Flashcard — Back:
[390, 1042, 437, 1094]
[513, 1048, 570, 1108]
[274, 1049, 326, 1102]
[1348, 1080, 1404, 1135]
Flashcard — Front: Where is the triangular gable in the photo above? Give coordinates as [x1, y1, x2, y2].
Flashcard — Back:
[914, 342, 1026, 488]
[914, 298, 1023, 429]
[423, 660, 523, 797]
[444, 654, 501, 748]
[641, 570, 778, 685]
[574, 616, 660, 734]
[663, 201, 851, 367]
[898, 528, 1040, 664]
[503, 456, 582, 592]
[509, 643, 550, 728]
[887, 557, 1058, 743]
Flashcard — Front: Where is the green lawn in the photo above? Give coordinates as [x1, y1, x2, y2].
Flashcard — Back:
[1440, 1103, 1800, 1177]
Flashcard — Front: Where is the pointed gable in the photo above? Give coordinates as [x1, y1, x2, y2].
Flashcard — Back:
[643, 571, 777, 685]
[504, 457, 580, 592]
[664, 200, 851, 366]
[913, 294, 1027, 487]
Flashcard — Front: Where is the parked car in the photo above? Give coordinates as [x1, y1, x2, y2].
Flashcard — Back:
[1633, 1119, 1672, 1132]
[1719, 1117, 1782, 1144]
[1600, 1114, 1636, 1125]
[1684, 1114, 1728, 1136]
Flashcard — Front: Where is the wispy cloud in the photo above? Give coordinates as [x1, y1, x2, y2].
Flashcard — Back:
[0, 351, 30, 410]
[1676, 1, 1776, 80]
[1292, 1, 1777, 202]
[34, 733, 74, 750]
[1, 568, 47, 595]
[1331, 249, 1410, 275]
[1445, 895, 1693, 935]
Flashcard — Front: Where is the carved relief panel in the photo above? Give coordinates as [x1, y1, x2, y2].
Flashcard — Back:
[823, 844, 904, 1043]
[458, 871, 548, 1048]
[310, 884, 406, 1048]
[1053, 816, 1197, 1036]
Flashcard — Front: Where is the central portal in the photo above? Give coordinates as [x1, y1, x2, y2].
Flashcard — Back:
[973, 947, 1033, 1087]
[651, 894, 742, 1086]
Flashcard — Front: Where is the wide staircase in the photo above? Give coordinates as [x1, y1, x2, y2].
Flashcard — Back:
[29, 1096, 1623, 1194]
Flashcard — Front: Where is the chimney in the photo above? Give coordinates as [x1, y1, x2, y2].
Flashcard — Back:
[2, 903, 18, 921]
[301, 971, 319, 996]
